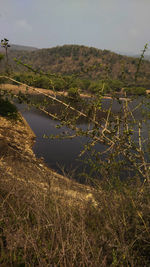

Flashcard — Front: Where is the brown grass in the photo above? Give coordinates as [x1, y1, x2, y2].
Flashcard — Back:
[1, 167, 150, 266]
[0, 115, 150, 266]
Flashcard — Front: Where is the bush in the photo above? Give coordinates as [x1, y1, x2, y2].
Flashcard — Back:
[80, 79, 91, 91]
[125, 86, 146, 96]
[0, 77, 7, 84]
[107, 79, 124, 92]
[33, 76, 50, 89]
[13, 73, 34, 86]
[0, 96, 18, 120]
[53, 78, 66, 91]
[89, 80, 110, 94]
[68, 87, 80, 101]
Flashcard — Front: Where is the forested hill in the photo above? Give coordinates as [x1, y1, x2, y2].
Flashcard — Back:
[1, 44, 150, 83]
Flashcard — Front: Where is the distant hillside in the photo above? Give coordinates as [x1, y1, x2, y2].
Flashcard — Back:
[1, 44, 150, 84]
[0, 43, 38, 52]
[115, 50, 150, 61]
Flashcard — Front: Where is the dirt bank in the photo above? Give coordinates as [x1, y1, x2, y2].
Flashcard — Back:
[0, 114, 97, 207]
[0, 82, 93, 98]
[1, 83, 130, 100]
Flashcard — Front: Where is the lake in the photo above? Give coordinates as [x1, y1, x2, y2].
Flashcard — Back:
[17, 96, 150, 181]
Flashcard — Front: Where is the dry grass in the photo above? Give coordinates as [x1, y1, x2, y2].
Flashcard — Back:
[0, 115, 150, 266]
[1, 167, 150, 266]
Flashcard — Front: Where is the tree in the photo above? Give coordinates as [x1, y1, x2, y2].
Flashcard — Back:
[1, 38, 10, 73]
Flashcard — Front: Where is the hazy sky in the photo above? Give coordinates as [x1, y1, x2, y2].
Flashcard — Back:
[1, 0, 150, 53]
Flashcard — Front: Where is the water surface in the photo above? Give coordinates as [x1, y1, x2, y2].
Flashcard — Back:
[17, 96, 150, 180]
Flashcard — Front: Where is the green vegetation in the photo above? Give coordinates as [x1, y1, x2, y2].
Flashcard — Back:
[125, 86, 146, 96]
[67, 87, 80, 101]
[0, 96, 19, 120]
[8, 72, 146, 97]
[0, 49, 18, 119]
[1, 44, 150, 88]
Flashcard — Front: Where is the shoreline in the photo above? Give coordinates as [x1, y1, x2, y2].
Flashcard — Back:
[1, 83, 131, 101]
[19, 111, 36, 139]
[0, 113, 97, 206]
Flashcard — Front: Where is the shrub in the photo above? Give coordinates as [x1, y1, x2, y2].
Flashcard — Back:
[89, 80, 110, 94]
[68, 87, 80, 101]
[13, 73, 34, 86]
[125, 86, 146, 96]
[0, 96, 19, 120]
[33, 76, 50, 89]
[0, 77, 7, 84]
[53, 78, 66, 91]
[107, 79, 124, 92]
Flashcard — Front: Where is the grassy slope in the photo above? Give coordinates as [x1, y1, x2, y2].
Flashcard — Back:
[0, 111, 150, 265]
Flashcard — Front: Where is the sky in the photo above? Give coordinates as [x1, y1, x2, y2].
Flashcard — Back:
[1, 0, 150, 54]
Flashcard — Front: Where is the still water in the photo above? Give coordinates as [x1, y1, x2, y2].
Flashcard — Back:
[18, 105, 101, 178]
[17, 97, 150, 179]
